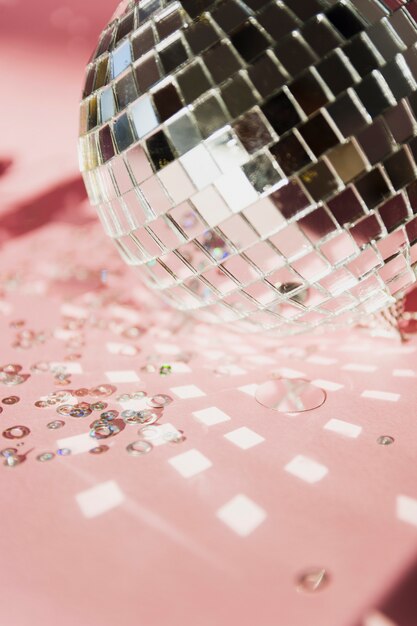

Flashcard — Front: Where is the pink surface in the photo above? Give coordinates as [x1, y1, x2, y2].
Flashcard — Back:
[1, 2, 417, 626]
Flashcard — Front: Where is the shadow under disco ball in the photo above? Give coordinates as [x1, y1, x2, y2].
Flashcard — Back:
[79, 0, 417, 336]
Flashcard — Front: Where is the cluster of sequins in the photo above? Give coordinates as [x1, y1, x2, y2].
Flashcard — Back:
[1, 377, 185, 467]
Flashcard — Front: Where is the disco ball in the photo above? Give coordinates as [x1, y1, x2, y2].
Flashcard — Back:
[79, 0, 417, 334]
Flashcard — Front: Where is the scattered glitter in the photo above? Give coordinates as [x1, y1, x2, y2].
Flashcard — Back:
[3, 454, 24, 467]
[122, 409, 158, 426]
[64, 353, 82, 361]
[377, 436, 395, 445]
[89, 384, 116, 397]
[0, 374, 27, 386]
[30, 361, 50, 374]
[1, 447, 18, 457]
[100, 410, 118, 420]
[116, 394, 131, 402]
[46, 397, 60, 406]
[2, 395, 20, 405]
[1, 364, 22, 374]
[89, 445, 109, 454]
[36, 452, 55, 462]
[126, 440, 152, 456]
[2, 425, 30, 440]
[91, 401, 107, 411]
[296, 569, 329, 593]
[142, 364, 156, 373]
[122, 326, 143, 339]
[75, 402, 91, 410]
[57, 448, 71, 456]
[69, 407, 92, 418]
[47, 420, 65, 430]
[9, 320, 25, 328]
[163, 430, 186, 444]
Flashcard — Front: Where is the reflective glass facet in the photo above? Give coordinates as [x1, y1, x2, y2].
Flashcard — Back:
[79, 0, 417, 335]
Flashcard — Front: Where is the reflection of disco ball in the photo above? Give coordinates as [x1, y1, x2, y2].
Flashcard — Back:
[79, 0, 417, 334]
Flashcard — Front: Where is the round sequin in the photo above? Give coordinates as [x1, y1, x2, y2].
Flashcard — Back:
[2, 395, 20, 405]
[159, 365, 172, 376]
[148, 394, 173, 408]
[91, 401, 107, 411]
[377, 435, 395, 445]
[69, 407, 91, 418]
[131, 391, 147, 399]
[122, 409, 158, 426]
[47, 420, 65, 430]
[138, 425, 160, 440]
[142, 364, 156, 373]
[1, 364, 22, 374]
[100, 410, 118, 420]
[296, 569, 329, 593]
[89, 384, 116, 397]
[37, 452, 55, 462]
[3, 454, 24, 467]
[89, 445, 109, 454]
[54, 378, 71, 386]
[163, 430, 186, 444]
[126, 440, 153, 456]
[57, 448, 71, 456]
[122, 326, 144, 339]
[255, 378, 326, 413]
[30, 361, 50, 374]
[74, 388, 89, 397]
[35, 400, 49, 408]
[46, 397, 60, 406]
[116, 394, 131, 402]
[65, 353, 82, 361]
[75, 402, 91, 410]
[89, 422, 120, 439]
[3, 425, 30, 440]
[1, 374, 26, 386]
[56, 404, 74, 416]
[1, 447, 18, 457]
[50, 391, 70, 400]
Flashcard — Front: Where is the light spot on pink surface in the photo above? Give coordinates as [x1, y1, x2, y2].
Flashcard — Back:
[76, 480, 124, 518]
[168, 449, 212, 478]
[284, 455, 328, 484]
[216, 494, 266, 537]
[57, 432, 98, 455]
[397, 495, 417, 527]
[312, 379, 344, 391]
[224, 427, 264, 449]
[105, 370, 140, 383]
[361, 390, 400, 402]
[170, 385, 206, 399]
[193, 407, 231, 426]
[324, 419, 362, 439]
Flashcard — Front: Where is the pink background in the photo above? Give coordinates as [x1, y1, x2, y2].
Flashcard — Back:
[1, 2, 417, 626]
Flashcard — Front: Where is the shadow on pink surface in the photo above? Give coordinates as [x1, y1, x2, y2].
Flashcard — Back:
[380, 561, 417, 626]
[0, 176, 94, 242]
